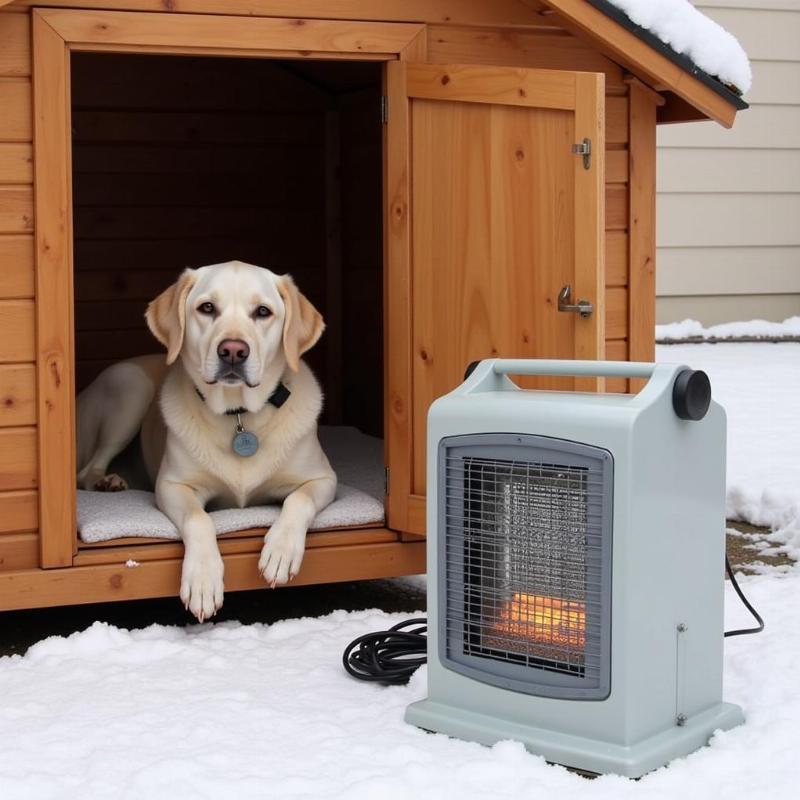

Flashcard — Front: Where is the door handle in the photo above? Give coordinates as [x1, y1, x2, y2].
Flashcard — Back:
[557, 285, 593, 318]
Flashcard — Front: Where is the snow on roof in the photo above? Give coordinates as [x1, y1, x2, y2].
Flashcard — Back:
[605, 0, 752, 94]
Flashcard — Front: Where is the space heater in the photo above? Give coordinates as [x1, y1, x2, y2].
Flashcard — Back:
[405, 359, 744, 778]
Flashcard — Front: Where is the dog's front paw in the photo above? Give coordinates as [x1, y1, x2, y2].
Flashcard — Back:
[259, 523, 306, 588]
[180, 549, 224, 622]
[94, 473, 128, 492]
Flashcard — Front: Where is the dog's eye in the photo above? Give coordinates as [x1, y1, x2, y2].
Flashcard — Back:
[198, 302, 215, 316]
[254, 305, 272, 319]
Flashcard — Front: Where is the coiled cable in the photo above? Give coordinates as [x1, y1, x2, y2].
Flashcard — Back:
[342, 618, 427, 685]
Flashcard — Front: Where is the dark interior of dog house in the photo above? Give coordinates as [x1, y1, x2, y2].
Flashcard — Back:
[70, 52, 384, 442]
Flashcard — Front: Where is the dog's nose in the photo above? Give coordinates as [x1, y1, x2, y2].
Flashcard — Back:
[217, 339, 249, 365]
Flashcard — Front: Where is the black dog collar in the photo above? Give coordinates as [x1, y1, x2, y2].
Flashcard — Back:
[194, 381, 291, 415]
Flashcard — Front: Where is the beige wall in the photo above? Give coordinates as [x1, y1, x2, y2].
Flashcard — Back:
[656, 0, 800, 325]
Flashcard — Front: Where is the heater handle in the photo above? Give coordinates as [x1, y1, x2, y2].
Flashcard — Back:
[460, 360, 711, 420]
[463, 359, 710, 419]
[490, 359, 657, 380]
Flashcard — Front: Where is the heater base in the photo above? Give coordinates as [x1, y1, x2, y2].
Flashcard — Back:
[405, 698, 744, 778]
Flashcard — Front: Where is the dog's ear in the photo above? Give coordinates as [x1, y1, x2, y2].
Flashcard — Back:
[145, 269, 197, 365]
[276, 274, 324, 372]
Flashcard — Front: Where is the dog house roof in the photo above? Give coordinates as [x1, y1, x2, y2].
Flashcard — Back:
[2, 0, 750, 126]
[589, 0, 750, 100]
[538, 0, 749, 126]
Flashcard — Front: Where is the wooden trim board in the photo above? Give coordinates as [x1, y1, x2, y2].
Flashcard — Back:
[0, 538, 426, 611]
[36, 8, 426, 59]
[383, 60, 412, 534]
[33, 12, 76, 567]
[627, 79, 656, 391]
[4, 1, 549, 28]
[573, 70, 606, 391]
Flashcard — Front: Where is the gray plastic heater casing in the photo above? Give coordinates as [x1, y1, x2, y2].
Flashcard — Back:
[405, 359, 744, 778]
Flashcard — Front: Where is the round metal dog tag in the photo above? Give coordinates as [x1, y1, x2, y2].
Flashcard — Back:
[232, 430, 259, 457]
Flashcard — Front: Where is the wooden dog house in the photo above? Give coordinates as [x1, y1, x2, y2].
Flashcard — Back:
[0, 1, 746, 611]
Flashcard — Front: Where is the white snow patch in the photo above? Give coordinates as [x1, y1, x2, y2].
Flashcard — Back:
[657, 317, 800, 342]
[0, 579, 798, 800]
[606, 0, 752, 93]
[657, 342, 800, 557]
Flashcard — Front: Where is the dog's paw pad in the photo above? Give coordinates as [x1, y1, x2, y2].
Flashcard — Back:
[94, 474, 128, 492]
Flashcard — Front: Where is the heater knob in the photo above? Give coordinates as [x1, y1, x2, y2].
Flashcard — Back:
[672, 369, 711, 421]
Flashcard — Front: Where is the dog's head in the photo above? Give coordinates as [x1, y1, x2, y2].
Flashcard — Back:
[145, 261, 324, 389]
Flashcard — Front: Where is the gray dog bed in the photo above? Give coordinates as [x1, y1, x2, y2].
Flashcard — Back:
[78, 426, 385, 543]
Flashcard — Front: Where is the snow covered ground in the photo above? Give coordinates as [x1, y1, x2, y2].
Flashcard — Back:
[0, 580, 797, 800]
[657, 342, 800, 558]
[657, 316, 800, 342]
[0, 342, 797, 798]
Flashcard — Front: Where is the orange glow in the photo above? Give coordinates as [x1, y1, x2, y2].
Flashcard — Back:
[493, 593, 586, 649]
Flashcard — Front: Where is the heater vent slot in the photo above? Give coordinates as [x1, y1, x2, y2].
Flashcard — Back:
[438, 434, 612, 699]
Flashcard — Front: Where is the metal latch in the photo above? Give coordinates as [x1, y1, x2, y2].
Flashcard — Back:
[572, 137, 591, 169]
[558, 285, 593, 318]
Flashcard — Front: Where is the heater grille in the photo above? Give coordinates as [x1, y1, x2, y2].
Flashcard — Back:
[439, 434, 612, 699]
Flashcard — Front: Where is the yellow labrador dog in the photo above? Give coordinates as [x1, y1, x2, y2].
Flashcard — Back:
[76, 261, 337, 621]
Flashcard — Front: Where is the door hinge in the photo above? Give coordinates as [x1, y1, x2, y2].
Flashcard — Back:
[384, 466, 390, 495]
[572, 137, 591, 169]
[380, 95, 388, 124]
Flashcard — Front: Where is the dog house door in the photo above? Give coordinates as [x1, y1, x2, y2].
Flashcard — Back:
[385, 63, 605, 536]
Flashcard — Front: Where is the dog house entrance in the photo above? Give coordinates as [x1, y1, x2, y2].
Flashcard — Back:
[439, 434, 613, 699]
[70, 53, 385, 541]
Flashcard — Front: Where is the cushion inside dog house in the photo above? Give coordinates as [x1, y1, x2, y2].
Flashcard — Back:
[77, 426, 385, 542]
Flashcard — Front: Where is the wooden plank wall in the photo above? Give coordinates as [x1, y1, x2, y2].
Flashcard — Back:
[0, 8, 38, 571]
[425, 25, 631, 391]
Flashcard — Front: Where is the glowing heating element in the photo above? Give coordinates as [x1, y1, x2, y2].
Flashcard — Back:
[494, 593, 586, 649]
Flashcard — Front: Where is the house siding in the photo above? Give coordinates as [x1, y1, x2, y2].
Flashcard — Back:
[656, 1, 800, 325]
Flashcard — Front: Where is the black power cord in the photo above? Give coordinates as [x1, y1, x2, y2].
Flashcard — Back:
[342, 618, 427, 685]
[342, 558, 764, 684]
[724, 555, 765, 638]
